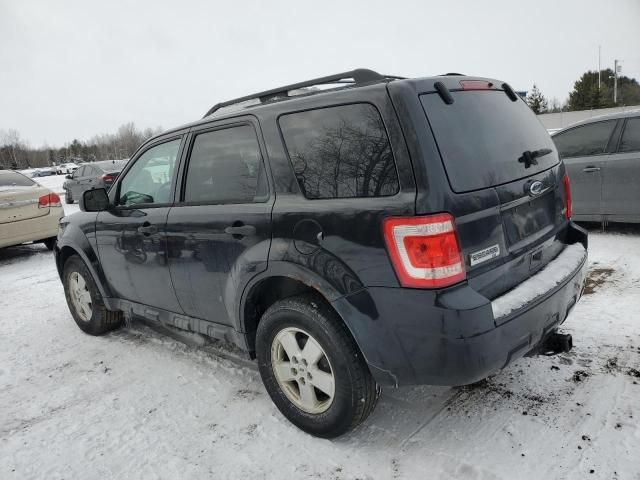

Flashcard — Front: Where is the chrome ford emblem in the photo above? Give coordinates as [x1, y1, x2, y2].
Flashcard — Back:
[529, 180, 545, 196]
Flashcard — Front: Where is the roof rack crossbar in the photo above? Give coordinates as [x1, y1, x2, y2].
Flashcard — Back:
[203, 68, 399, 118]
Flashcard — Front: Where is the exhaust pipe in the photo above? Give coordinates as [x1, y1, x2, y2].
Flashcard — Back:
[539, 332, 573, 355]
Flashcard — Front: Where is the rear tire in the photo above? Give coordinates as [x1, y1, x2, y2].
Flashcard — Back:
[256, 294, 379, 438]
[63, 255, 123, 335]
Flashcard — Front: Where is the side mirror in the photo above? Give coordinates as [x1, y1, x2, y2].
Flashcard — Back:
[80, 188, 110, 212]
[65, 174, 72, 179]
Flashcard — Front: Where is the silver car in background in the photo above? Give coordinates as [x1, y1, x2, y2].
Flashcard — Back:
[63, 160, 126, 204]
[552, 110, 640, 224]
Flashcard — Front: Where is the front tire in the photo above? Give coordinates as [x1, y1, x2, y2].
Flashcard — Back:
[63, 255, 123, 335]
[256, 294, 379, 438]
[65, 189, 74, 204]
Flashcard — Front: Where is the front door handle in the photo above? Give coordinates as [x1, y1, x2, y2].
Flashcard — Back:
[224, 225, 256, 237]
[582, 166, 601, 173]
[138, 223, 158, 236]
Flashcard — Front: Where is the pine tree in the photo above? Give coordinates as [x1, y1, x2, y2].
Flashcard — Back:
[590, 85, 605, 110]
[526, 84, 548, 114]
[565, 69, 640, 110]
[568, 70, 611, 110]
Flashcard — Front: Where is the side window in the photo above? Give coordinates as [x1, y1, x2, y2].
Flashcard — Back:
[278, 103, 399, 199]
[619, 117, 640, 153]
[118, 139, 181, 206]
[74, 166, 85, 178]
[553, 120, 617, 158]
[183, 125, 266, 204]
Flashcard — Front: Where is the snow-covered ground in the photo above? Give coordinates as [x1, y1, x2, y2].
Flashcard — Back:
[1, 175, 639, 479]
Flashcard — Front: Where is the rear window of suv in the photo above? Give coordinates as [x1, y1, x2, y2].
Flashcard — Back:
[421, 91, 559, 193]
[279, 103, 399, 199]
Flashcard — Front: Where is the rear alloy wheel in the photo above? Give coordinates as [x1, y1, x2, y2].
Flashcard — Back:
[63, 255, 123, 335]
[256, 294, 379, 438]
[271, 327, 335, 414]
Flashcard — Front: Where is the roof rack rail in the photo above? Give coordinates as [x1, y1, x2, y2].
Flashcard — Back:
[203, 68, 403, 118]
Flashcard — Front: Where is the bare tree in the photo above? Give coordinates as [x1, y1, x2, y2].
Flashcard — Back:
[0, 122, 163, 170]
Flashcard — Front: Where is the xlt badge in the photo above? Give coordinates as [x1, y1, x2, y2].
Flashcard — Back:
[469, 244, 500, 266]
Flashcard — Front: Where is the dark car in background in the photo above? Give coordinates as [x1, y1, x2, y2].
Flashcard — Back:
[54, 69, 587, 438]
[63, 160, 126, 204]
[552, 110, 640, 224]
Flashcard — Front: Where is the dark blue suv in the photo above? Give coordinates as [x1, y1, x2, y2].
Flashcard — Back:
[54, 69, 587, 438]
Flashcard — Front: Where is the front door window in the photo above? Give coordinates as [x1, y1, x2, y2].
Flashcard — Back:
[118, 139, 181, 206]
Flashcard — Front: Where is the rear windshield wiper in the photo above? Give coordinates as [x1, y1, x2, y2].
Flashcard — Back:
[518, 148, 552, 168]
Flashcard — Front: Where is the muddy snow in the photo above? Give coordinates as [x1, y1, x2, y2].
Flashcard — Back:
[1, 178, 638, 479]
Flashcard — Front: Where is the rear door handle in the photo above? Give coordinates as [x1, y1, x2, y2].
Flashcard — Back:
[224, 225, 256, 237]
[582, 166, 601, 173]
[137, 223, 158, 235]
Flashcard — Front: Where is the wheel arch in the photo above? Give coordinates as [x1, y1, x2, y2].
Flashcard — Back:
[56, 238, 114, 310]
[239, 263, 363, 355]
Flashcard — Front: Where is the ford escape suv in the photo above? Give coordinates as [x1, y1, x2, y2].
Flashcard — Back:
[54, 69, 587, 438]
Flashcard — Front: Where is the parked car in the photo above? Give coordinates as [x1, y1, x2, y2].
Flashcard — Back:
[56, 163, 79, 175]
[54, 69, 587, 438]
[30, 167, 55, 177]
[0, 170, 63, 249]
[552, 110, 640, 224]
[62, 160, 126, 204]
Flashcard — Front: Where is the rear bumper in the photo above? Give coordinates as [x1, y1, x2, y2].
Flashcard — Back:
[333, 222, 588, 387]
[0, 208, 63, 248]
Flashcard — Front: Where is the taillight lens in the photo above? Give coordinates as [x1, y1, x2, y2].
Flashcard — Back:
[383, 213, 466, 288]
[38, 193, 62, 208]
[102, 174, 116, 183]
[563, 174, 572, 219]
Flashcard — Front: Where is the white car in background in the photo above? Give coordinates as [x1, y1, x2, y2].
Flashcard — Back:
[0, 170, 64, 250]
[56, 163, 80, 175]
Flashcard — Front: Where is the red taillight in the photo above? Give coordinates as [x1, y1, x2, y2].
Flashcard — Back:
[563, 174, 572, 219]
[38, 193, 62, 208]
[102, 174, 116, 183]
[383, 213, 466, 288]
[459, 80, 495, 90]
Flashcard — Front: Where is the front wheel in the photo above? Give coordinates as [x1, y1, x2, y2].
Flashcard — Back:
[63, 255, 123, 335]
[65, 189, 74, 204]
[256, 294, 379, 438]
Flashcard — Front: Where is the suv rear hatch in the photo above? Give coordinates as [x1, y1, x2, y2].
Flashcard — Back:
[416, 78, 570, 304]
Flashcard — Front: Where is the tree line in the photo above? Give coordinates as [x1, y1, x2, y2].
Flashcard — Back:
[526, 68, 640, 114]
[0, 122, 162, 170]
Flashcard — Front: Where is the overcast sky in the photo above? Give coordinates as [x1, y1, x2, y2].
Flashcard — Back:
[1, 0, 639, 147]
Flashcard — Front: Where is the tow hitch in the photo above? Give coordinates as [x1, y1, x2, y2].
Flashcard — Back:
[528, 331, 573, 356]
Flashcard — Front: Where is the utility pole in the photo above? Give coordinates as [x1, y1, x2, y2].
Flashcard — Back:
[613, 59, 618, 104]
[598, 45, 601, 89]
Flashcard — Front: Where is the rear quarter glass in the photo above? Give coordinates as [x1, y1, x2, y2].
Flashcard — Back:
[420, 91, 559, 193]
